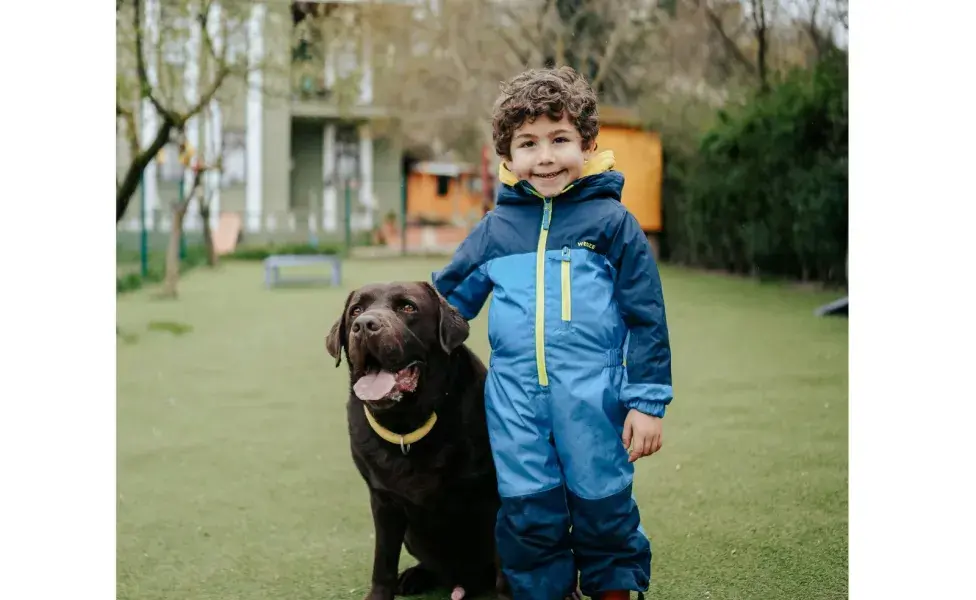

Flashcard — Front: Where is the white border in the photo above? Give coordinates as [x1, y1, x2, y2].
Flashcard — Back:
[3, 1, 117, 598]
[3, 2, 975, 600]
[849, 1, 975, 598]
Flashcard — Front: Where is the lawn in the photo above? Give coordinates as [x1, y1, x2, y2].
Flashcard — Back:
[117, 258, 848, 600]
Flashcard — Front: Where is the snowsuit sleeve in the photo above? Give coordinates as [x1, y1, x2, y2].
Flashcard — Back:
[431, 214, 494, 320]
[607, 211, 674, 418]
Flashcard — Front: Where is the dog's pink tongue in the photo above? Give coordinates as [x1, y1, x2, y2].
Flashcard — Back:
[354, 371, 396, 401]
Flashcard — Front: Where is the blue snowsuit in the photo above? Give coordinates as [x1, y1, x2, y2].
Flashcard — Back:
[431, 151, 673, 599]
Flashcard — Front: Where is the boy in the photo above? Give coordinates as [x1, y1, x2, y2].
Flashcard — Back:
[431, 67, 673, 600]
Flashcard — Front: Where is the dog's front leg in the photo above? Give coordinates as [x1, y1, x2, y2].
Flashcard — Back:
[365, 491, 407, 600]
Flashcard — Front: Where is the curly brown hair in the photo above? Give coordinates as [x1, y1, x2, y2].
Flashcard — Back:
[491, 66, 600, 159]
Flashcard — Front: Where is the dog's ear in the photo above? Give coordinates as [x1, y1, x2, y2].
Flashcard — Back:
[325, 291, 354, 367]
[422, 282, 469, 354]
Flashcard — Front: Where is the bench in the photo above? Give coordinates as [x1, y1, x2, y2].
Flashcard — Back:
[263, 254, 342, 288]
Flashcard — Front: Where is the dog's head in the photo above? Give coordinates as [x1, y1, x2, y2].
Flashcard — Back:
[325, 281, 469, 411]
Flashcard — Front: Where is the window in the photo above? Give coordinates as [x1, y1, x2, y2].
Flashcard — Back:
[221, 130, 247, 187]
[436, 175, 451, 197]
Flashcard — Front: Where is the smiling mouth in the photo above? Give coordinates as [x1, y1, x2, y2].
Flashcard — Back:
[533, 170, 566, 180]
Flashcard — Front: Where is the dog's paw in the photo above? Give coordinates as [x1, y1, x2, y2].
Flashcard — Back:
[395, 564, 439, 595]
[362, 585, 394, 600]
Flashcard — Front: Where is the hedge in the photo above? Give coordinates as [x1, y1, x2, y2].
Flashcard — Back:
[661, 51, 848, 286]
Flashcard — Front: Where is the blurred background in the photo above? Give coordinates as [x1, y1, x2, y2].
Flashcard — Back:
[117, 0, 847, 296]
[116, 2, 848, 599]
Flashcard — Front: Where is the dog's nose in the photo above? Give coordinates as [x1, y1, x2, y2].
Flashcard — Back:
[352, 313, 382, 335]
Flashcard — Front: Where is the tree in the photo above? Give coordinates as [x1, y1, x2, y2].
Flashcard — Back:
[196, 102, 224, 269]
[161, 129, 203, 297]
[116, 0, 252, 223]
[118, 0, 285, 298]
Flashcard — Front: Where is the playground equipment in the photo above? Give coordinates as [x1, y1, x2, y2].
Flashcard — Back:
[814, 296, 848, 317]
[214, 213, 242, 255]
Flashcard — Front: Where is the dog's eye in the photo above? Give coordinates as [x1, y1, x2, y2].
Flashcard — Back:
[400, 302, 417, 313]
[350, 306, 363, 317]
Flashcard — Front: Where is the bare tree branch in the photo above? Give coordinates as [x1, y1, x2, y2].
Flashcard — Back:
[497, 2, 546, 67]
[701, 1, 758, 79]
[590, 8, 631, 90]
[118, 0, 266, 224]
[806, 0, 825, 59]
[750, 0, 768, 91]
[181, 68, 230, 126]
[133, 0, 170, 121]
[116, 114, 174, 222]
[495, 26, 532, 66]
[117, 103, 141, 170]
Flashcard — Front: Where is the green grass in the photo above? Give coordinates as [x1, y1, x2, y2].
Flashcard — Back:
[117, 259, 848, 600]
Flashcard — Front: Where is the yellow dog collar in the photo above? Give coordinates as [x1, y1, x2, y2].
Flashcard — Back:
[362, 405, 438, 455]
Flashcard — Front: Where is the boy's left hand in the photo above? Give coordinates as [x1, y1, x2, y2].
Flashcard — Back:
[622, 409, 663, 463]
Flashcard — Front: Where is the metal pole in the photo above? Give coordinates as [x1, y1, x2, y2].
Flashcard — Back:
[344, 179, 352, 255]
[400, 173, 407, 256]
[179, 174, 186, 260]
[139, 173, 148, 278]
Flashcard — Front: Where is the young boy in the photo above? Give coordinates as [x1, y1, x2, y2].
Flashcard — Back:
[431, 66, 673, 600]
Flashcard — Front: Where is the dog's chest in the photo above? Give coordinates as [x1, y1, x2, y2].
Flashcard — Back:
[364, 450, 462, 506]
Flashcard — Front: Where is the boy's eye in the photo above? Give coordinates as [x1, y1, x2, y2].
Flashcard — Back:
[520, 141, 534, 148]
[554, 137, 569, 143]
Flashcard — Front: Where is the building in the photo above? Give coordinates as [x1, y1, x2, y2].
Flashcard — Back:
[405, 159, 486, 227]
[596, 106, 664, 235]
[117, 0, 418, 248]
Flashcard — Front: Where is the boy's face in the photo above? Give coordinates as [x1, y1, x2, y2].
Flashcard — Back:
[506, 112, 591, 197]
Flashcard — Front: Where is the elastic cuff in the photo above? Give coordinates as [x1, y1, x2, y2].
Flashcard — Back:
[623, 399, 668, 418]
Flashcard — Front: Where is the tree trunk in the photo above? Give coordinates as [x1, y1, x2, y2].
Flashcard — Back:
[161, 203, 189, 298]
[751, 0, 769, 93]
[200, 204, 218, 267]
[117, 116, 174, 223]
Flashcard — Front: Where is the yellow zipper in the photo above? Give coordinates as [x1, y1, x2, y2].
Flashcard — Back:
[560, 246, 571, 321]
[535, 198, 552, 387]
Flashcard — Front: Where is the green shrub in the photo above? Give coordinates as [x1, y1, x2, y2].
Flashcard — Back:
[116, 245, 209, 294]
[663, 51, 848, 285]
[227, 242, 342, 261]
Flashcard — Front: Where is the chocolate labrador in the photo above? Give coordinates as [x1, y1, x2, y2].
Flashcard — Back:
[325, 281, 508, 600]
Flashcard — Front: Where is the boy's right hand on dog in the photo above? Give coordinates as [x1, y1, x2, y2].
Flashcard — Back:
[622, 409, 663, 463]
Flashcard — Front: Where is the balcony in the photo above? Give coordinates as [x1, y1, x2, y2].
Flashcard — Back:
[289, 1, 390, 118]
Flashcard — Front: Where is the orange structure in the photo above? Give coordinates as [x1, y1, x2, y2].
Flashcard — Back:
[405, 108, 662, 238]
[594, 106, 663, 234]
[405, 161, 485, 225]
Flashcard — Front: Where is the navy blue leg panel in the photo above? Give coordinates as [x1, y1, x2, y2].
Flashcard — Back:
[496, 486, 578, 600]
[567, 483, 651, 595]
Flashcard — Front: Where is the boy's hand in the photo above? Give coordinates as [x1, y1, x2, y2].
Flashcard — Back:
[622, 409, 663, 463]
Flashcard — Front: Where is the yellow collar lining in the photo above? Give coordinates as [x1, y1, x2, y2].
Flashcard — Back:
[362, 405, 438, 455]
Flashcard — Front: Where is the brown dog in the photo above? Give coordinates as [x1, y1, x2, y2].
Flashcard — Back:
[325, 281, 509, 600]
